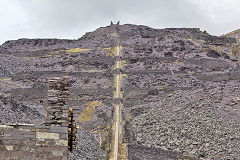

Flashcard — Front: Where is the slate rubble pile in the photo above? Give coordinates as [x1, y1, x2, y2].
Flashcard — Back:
[68, 128, 105, 160]
[0, 24, 239, 159]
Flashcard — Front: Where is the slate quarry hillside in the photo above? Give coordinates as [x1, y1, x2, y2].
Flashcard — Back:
[0, 24, 240, 160]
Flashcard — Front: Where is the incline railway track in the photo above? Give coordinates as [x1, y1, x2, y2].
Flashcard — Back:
[112, 46, 123, 160]
[109, 41, 127, 160]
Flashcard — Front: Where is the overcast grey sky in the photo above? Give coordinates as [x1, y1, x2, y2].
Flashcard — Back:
[0, 0, 240, 45]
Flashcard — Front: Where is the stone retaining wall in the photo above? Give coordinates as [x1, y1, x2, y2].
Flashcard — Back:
[0, 77, 70, 160]
[0, 124, 68, 160]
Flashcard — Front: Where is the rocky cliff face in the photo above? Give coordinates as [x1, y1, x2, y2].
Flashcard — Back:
[222, 29, 240, 61]
[222, 29, 240, 40]
[0, 24, 240, 159]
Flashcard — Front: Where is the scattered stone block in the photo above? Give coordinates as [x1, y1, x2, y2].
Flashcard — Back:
[36, 132, 59, 140]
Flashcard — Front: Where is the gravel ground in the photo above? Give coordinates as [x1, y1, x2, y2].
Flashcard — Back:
[129, 85, 240, 159]
[68, 128, 105, 160]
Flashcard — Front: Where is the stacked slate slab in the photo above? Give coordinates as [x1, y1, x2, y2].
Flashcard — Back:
[0, 77, 70, 160]
[45, 77, 70, 127]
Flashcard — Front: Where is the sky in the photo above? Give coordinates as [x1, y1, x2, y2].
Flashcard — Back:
[0, 0, 240, 45]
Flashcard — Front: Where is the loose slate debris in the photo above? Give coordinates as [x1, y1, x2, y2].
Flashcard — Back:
[0, 24, 239, 159]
